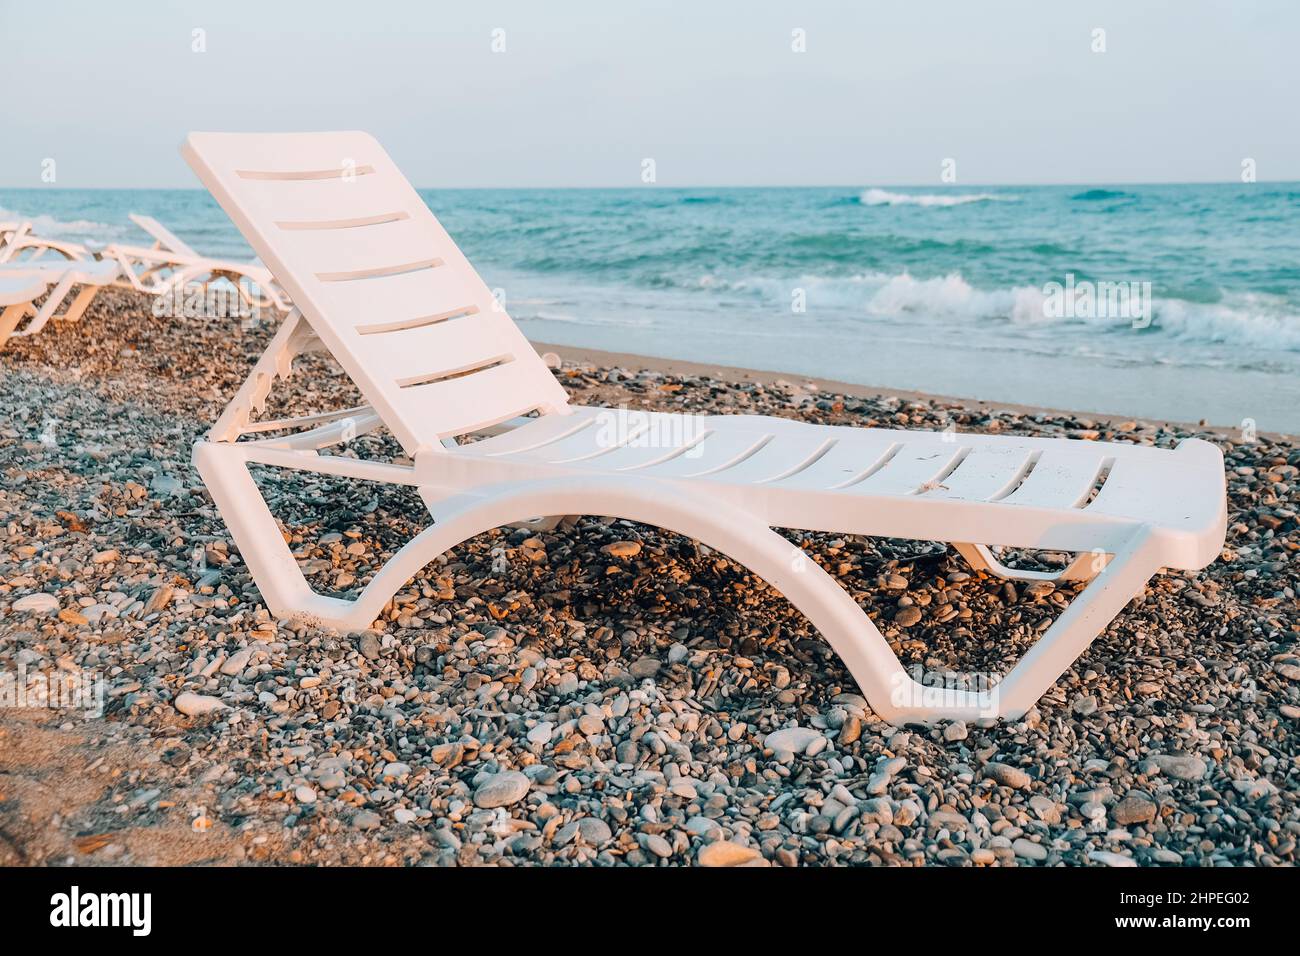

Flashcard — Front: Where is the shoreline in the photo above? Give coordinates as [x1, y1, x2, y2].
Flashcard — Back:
[531, 341, 1266, 440]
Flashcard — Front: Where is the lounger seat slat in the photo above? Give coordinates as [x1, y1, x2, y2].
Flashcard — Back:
[350, 311, 525, 385]
[471, 412, 596, 456]
[704, 431, 835, 484]
[390, 360, 558, 437]
[848, 443, 968, 496]
[1001, 447, 1110, 510]
[769, 436, 899, 490]
[313, 265, 488, 333]
[639, 428, 774, 478]
[230, 171, 408, 223]
[921, 446, 1036, 501]
[273, 217, 442, 277]
[503, 415, 639, 464]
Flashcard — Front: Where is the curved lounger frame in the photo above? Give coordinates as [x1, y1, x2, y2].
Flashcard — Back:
[177, 131, 1205, 727]
[193, 430, 1162, 726]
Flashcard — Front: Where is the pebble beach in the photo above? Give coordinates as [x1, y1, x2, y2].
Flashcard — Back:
[1, 289, 1297, 867]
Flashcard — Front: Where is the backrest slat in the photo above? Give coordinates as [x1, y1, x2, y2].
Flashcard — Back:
[182, 131, 569, 454]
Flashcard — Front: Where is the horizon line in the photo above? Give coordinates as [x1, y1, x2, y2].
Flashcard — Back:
[1, 179, 1297, 192]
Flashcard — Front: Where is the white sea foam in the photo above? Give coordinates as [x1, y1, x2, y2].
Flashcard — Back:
[0, 206, 126, 248]
[858, 188, 1014, 208]
[719, 270, 1300, 350]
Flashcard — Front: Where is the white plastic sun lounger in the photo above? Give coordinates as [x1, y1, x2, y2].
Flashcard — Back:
[0, 258, 121, 350]
[0, 220, 90, 265]
[103, 213, 290, 314]
[0, 274, 54, 348]
[128, 213, 202, 258]
[184, 131, 1227, 725]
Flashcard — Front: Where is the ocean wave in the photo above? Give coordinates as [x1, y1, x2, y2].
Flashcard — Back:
[858, 188, 1014, 208]
[0, 206, 126, 248]
[1070, 189, 1130, 201]
[712, 270, 1300, 350]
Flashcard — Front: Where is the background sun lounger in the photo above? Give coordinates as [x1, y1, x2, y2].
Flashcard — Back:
[0, 258, 121, 350]
[103, 213, 291, 314]
[0, 221, 91, 265]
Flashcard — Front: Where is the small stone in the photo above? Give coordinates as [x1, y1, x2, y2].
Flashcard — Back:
[526, 722, 554, 745]
[317, 770, 346, 790]
[220, 647, 253, 676]
[972, 848, 996, 865]
[669, 778, 698, 800]
[764, 726, 824, 756]
[602, 541, 642, 559]
[697, 840, 764, 867]
[142, 584, 175, 616]
[943, 720, 968, 742]
[1012, 838, 1048, 862]
[1151, 753, 1208, 782]
[984, 762, 1032, 789]
[1088, 850, 1136, 867]
[91, 549, 119, 564]
[352, 811, 381, 831]
[640, 833, 673, 859]
[174, 692, 227, 716]
[894, 606, 923, 627]
[393, 808, 417, 825]
[1073, 695, 1099, 717]
[58, 608, 88, 626]
[356, 633, 382, 661]
[1111, 795, 1157, 825]
[685, 816, 722, 839]
[575, 817, 612, 844]
[555, 673, 580, 696]
[12, 593, 59, 615]
[1029, 795, 1061, 824]
[473, 771, 530, 808]
[629, 657, 661, 679]
[294, 785, 317, 804]
[667, 642, 689, 664]
[837, 714, 862, 746]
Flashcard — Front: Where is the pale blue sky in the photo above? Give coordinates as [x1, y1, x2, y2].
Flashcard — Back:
[1, 0, 1296, 188]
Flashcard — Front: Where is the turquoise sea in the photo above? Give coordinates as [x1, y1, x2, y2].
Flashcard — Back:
[4, 183, 1298, 431]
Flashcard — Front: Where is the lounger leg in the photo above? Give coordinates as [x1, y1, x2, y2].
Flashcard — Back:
[55, 284, 101, 324]
[988, 529, 1160, 716]
[11, 273, 76, 339]
[0, 303, 32, 351]
[953, 542, 1109, 582]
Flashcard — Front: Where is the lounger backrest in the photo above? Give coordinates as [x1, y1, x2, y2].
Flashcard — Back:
[181, 131, 570, 455]
[130, 213, 200, 258]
